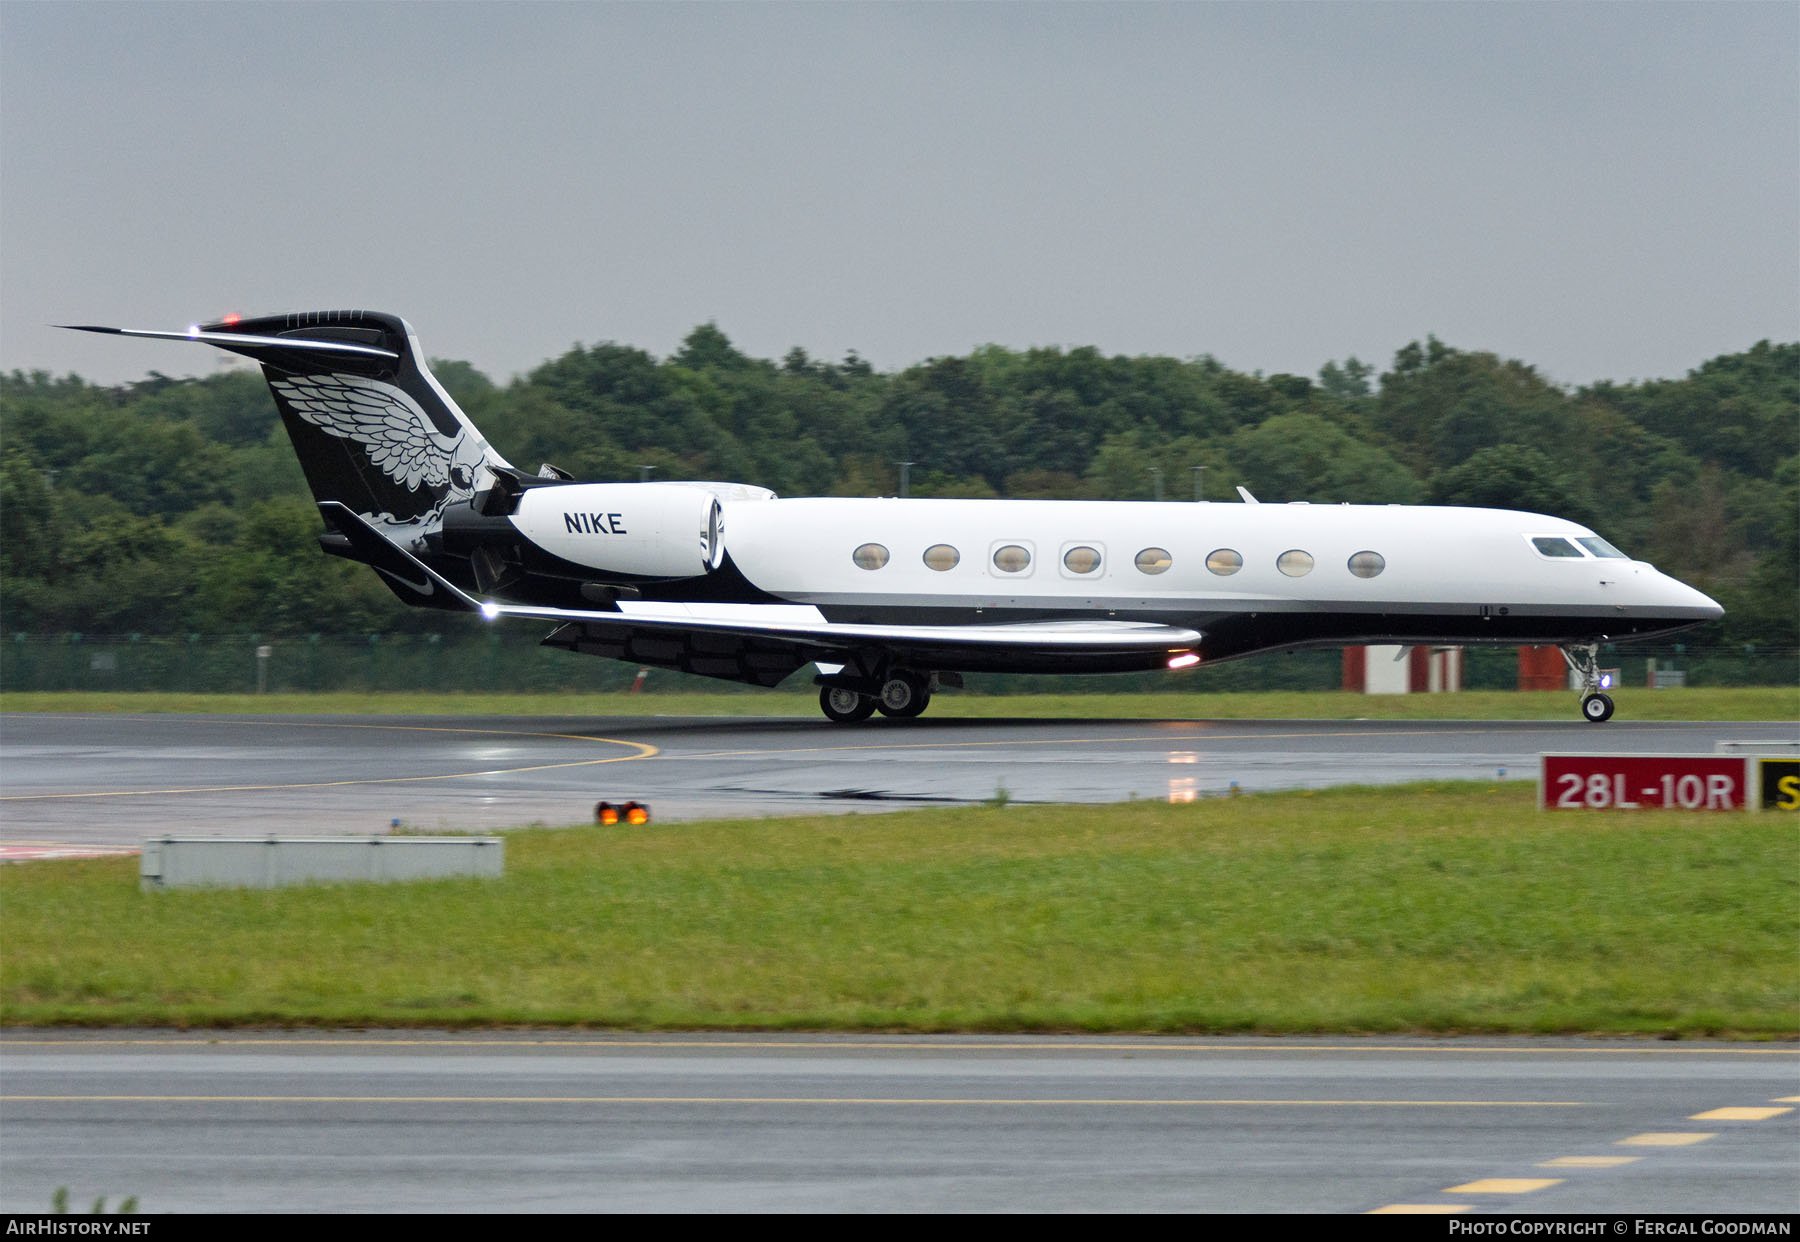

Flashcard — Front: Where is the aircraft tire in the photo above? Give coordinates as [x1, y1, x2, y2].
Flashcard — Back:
[876, 672, 930, 718]
[1581, 692, 1615, 723]
[820, 686, 876, 723]
[878, 687, 931, 719]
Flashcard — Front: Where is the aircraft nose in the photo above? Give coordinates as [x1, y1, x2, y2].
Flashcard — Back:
[1667, 575, 1724, 621]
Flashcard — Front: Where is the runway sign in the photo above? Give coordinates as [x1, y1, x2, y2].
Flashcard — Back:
[1539, 754, 1778, 811]
[1760, 758, 1800, 811]
[0, 842, 141, 863]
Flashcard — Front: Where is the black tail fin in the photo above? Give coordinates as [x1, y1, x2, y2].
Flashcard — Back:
[65, 311, 510, 539]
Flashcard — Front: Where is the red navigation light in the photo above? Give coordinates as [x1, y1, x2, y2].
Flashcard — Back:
[221, 313, 242, 326]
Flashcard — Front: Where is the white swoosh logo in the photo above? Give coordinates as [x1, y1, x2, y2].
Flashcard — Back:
[375, 566, 435, 597]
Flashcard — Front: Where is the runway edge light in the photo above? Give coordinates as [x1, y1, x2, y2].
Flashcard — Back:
[596, 800, 651, 826]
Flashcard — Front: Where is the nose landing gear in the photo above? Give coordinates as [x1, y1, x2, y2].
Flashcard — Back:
[1560, 643, 1616, 723]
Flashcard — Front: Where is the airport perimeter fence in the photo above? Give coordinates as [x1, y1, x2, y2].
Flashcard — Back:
[2, 632, 1794, 696]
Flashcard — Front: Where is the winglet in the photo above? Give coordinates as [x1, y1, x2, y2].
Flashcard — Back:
[317, 502, 485, 614]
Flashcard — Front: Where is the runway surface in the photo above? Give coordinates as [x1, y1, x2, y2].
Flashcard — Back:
[2, 1032, 1794, 1213]
[4, 717, 1796, 1213]
[3, 712, 1794, 848]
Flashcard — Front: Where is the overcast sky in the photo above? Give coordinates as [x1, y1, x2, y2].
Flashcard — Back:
[3, 1, 1795, 388]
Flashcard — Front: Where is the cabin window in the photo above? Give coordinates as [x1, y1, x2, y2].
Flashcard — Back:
[1577, 536, 1628, 559]
[852, 543, 890, 570]
[1135, 547, 1172, 575]
[1205, 549, 1242, 576]
[992, 544, 1031, 573]
[1277, 549, 1314, 577]
[1531, 536, 1584, 559]
[1347, 551, 1385, 579]
[923, 543, 960, 572]
[1063, 545, 1102, 575]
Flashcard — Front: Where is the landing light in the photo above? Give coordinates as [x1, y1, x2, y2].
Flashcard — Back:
[1168, 652, 1200, 670]
[1599, 673, 1613, 690]
[480, 602, 501, 620]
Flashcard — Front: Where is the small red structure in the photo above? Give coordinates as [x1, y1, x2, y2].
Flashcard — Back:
[1517, 645, 1565, 691]
[1342, 646, 1463, 693]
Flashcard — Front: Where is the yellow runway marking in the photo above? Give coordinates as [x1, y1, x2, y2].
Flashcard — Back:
[1444, 1178, 1563, 1194]
[0, 717, 657, 801]
[1537, 1156, 1640, 1168]
[1689, 1106, 1793, 1121]
[2, 1095, 1586, 1107]
[1774, 1096, 1800, 1103]
[2, 1036, 1792, 1055]
[4, 713, 631, 743]
[1619, 1132, 1716, 1147]
[1368, 1205, 1471, 1214]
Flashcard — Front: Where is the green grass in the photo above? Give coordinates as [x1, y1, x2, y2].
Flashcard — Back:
[2, 686, 1795, 720]
[3, 784, 1795, 1035]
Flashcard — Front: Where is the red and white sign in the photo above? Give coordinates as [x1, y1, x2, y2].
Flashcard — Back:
[1540, 754, 1749, 811]
[0, 842, 141, 862]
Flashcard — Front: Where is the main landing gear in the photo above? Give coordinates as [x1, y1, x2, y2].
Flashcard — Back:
[1560, 643, 1615, 723]
[818, 669, 935, 723]
[819, 685, 876, 723]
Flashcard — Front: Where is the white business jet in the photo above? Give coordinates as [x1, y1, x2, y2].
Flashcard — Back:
[63, 313, 1722, 723]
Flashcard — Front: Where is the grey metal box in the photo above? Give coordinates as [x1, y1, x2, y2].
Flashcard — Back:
[140, 836, 503, 890]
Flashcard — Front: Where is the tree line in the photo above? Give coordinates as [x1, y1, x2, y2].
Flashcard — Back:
[2, 328, 1794, 648]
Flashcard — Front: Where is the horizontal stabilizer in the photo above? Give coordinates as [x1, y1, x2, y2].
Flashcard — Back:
[59, 324, 398, 360]
[317, 502, 481, 612]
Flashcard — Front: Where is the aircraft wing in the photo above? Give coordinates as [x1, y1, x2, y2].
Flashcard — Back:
[319, 502, 1201, 680]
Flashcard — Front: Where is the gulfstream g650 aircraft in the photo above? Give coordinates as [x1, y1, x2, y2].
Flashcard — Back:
[64, 311, 1722, 723]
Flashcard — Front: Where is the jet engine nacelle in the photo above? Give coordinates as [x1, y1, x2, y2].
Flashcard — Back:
[509, 483, 724, 580]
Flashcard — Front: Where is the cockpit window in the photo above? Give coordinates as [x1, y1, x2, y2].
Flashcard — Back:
[1577, 536, 1629, 559]
[1530, 536, 1584, 559]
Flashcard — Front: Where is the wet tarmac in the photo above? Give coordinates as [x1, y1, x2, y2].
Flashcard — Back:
[3, 711, 1792, 846]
